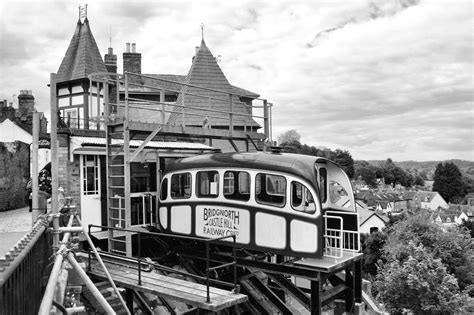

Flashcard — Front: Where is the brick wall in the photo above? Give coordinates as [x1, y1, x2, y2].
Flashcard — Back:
[0, 141, 30, 211]
[57, 134, 81, 214]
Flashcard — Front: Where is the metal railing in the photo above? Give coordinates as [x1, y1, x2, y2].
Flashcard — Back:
[0, 216, 52, 314]
[87, 224, 239, 303]
[86, 71, 273, 141]
[324, 215, 343, 258]
[323, 214, 360, 259]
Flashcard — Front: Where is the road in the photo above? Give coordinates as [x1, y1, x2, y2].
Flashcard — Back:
[0, 207, 35, 255]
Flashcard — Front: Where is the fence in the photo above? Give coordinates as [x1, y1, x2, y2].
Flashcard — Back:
[0, 217, 52, 314]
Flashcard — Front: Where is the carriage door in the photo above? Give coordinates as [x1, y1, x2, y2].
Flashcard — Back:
[80, 155, 102, 230]
[130, 162, 157, 226]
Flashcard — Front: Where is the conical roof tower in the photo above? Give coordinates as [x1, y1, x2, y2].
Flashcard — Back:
[56, 18, 108, 83]
[55, 12, 109, 130]
[167, 40, 260, 130]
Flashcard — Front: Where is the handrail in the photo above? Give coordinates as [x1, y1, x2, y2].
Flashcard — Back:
[87, 224, 239, 304]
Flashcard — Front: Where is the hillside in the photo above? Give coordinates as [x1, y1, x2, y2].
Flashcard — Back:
[366, 159, 474, 180]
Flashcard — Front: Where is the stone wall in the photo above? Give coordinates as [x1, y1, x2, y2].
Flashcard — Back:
[0, 141, 30, 211]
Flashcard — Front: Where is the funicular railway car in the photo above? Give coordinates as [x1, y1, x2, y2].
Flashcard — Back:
[157, 151, 359, 259]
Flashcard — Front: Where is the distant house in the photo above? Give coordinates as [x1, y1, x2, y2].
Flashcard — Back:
[447, 202, 474, 222]
[0, 93, 50, 210]
[433, 209, 469, 227]
[375, 200, 392, 214]
[340, 197, 389, 233]
[358, 207, 389, 234]
[408, 191, 448, 211]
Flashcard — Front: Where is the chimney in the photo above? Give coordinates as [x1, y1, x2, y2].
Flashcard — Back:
[18, 90, 35, 115]
[123, 42, 142, 84]
[104, 47, 117, 73]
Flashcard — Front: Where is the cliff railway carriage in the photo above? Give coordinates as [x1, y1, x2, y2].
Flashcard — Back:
[157, 151, 360, 260]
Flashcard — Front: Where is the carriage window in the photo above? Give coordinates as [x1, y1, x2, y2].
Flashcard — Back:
[160, 178, 168, 200]
[329, 180, 349, 204]
[256, 173, 286, 207]
[171, 173, 191, 199]
[319, 168, 327, 203]
[291, 181, 316, 214]
[224, 171, 250, 201]
[224, 172, 235, 195]
[196, 171, 219, 198]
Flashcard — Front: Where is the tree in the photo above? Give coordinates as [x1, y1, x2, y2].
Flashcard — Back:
[375, 242, 468, 314]
[362, 231, 387, 275]
[332, 149, 354, 179]
[356, 164, 378, 188]
[382, 212, 474, 292]
[432, 162, 467, 203]
[414, 175, 425, 187]
[277, 129, 301, 145]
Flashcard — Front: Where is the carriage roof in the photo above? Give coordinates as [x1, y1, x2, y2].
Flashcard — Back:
[165, 151, 337, 185]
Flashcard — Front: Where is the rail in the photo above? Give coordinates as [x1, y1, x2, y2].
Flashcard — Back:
[0, 216, 52, 314]
[86, 71, 273, 141]
[323, 214, 360, 259]
[87, 224, 239, 303]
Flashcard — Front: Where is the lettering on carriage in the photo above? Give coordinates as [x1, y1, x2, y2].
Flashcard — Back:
[202, 207, 240, 237]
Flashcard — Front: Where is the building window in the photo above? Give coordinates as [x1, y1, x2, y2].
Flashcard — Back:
[223, 171, 250, 201]
[370, 227, 379, 233]
[196, 171, 219, 198]
[65, 108, 78, 128]
[256, 173, 286, 207]
[82, 155, 99, 195]
[171, 173, 191, 199]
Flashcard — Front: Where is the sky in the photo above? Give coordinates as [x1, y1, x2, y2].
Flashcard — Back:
[0, 0, 472, 161]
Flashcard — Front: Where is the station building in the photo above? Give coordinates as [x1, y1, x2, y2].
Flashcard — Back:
[53, 15, 266, 229]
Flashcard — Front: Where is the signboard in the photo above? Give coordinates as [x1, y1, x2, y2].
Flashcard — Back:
[195, 205, 250, 244]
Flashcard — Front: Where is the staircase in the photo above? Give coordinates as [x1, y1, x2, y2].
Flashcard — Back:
[82, 281, 128, 314]
[106, 128, 130, 255]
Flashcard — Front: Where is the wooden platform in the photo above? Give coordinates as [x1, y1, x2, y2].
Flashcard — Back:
[294, 251, 363, 273]
[87, 259, 247, 312]
[89, 226, 148, 240]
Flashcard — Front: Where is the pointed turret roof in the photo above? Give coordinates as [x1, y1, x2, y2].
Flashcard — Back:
[56, 18, 108, 83]
[167, 40, 260, 128]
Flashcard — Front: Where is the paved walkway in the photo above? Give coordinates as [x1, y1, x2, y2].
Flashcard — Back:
[0, 206, 35, 255]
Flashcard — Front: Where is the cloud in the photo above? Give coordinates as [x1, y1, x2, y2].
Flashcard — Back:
[0, 0, 471, 161]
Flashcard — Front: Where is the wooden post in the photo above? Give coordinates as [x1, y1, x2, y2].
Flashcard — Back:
[345, 266, 355, 313]
[124, 73, 132, 256]
[160, 89, 165, 124]
[355, 259, 362, 303]
[31, 111, 39, 225]
[229, 94, 233, 136]
[310, 276, 322, 315]
[263, 100, 269, 140]
[181, 92, 186, 129]
[103, 80, 109, 129]
[49, 73, 60, 249]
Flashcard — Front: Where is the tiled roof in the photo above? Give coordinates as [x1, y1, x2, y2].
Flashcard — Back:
[358, 207, 389, 225]
[124, 73, 259, 100]
[56, 18, 108, 83]
[167, 40, 260, 128]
